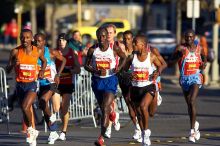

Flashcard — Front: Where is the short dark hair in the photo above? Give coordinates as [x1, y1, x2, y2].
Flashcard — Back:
[135, 34, 147, 44]
[96, 26, 108, 38]
[34, 32, 46, 40]
[123, 30, 133, 37]
[184, 29, 195, 36]
[21, 29, 32, 35]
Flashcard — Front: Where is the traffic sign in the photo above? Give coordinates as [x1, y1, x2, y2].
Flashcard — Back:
[187, 0, 200, 18]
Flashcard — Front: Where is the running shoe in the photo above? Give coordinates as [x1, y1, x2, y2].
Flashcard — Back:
[29, 140, 36, 146]
[157, 92, 162, 106]
[48, 131, 59, 144]
[189, 129, 196, 143]
[50, 113, 57, 124]
[133, 129, 142, 140]
[26, 127, 39, 144]
[112, 112, 120, 131]
[59, 132, 66, 141]
[104, 125, 112, 138]
[142, 129, 151, 146]
[194, 121, 200, 140]
[94, 136, 104, 146]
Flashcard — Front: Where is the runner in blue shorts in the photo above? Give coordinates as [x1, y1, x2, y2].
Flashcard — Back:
[84, 26, 126, 146]
[169, 29, 207, 143]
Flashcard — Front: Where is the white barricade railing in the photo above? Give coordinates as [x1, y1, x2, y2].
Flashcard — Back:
[0, 67, 10, 134]
[45, 68, 96, 132]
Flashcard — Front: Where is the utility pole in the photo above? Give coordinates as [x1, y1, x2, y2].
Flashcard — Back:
[15, 4, 23, 45]
[192, 0, 196, 31]
[210, 0, 220, 85]
[77, 0, 82, 28]
[187, 0, 200, 31]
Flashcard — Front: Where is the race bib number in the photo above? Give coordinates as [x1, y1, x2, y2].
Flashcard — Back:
[133, 71, 149, 81]
[184, 62, 200, 75]
[96, 61, 110, 70]
[18, 64, 37, 81]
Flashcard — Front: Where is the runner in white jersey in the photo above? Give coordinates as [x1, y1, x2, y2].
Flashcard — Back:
[84, 26, 126, 146]
[124, 34, 162, 146]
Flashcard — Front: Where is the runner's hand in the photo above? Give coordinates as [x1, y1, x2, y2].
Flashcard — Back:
[38, 70, 45, 79]
[54, 74, 60, 85]
[100, 69, 106, 76]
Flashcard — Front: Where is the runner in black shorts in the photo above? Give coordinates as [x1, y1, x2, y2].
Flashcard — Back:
[124, 34, 162, 146]
[35, 33, 66, 144]
[55, 33, 81, 141]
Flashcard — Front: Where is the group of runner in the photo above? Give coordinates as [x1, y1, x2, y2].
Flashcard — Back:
[84, 26, 206, 146]
[6, 29, 80, 146]
[6, 23, 206, 146]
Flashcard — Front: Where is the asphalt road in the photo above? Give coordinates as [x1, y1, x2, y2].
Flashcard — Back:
[0, 49, 220, 146]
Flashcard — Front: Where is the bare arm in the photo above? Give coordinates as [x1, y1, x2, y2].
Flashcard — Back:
[38, 49, 47, 78]
[113, 42, 126, 73]
[6, 48, 18, 74]
[123, 54, 133, 72]
[84, 46, 101, 75]
[151, 47, 167, 73]
[168, 45, 182, 67]
[200, 46, 207, 70]
[50, 49, 66, 75]
[151, 53, 162, 73]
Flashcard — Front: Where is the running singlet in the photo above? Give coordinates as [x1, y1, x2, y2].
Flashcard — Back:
[179, 45, 202, 76]
[16, 46, 39, 82]
[92, 45, 117, 78]
[131, 53, 152, 87]
[56, 48, 74, 84]
[37, 47, 56, 85]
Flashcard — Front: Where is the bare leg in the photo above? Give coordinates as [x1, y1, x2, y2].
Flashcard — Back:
[51, 93, 61, 113]
[140, 93, 153, 130]
[60, 93, 71, 132]
[183, 84, 199, 129]
[100, 92, 115, 136]
[22, 92, 37, 127]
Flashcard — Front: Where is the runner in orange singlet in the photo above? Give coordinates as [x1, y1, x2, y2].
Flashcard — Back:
[6, 29, 47, 146]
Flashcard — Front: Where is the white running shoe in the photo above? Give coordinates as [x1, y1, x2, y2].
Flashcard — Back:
[104, 125, 112, 138]
[59, 132, 66, 141]
[113, 112, 120, 131]
[50, 113, 56, 124]
[142, 129, 151, 146]
[157, 92, 162, 106]
[48, 131, 59, 144]
[26, 127, 39, 144]
[137, 137, 142, 143]
[194, 121, 200, 140]
[189, 129, 196, 143]
[29, 140, 36, 146]
[133, 129, 142, 140]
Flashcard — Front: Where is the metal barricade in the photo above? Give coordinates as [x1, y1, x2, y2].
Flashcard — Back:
[69, 68, 96, 127]
[45, 68, 97, 132]
[0, 67, 10, 134]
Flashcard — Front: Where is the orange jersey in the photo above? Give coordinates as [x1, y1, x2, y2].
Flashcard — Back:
[16, 46, 39, 82]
